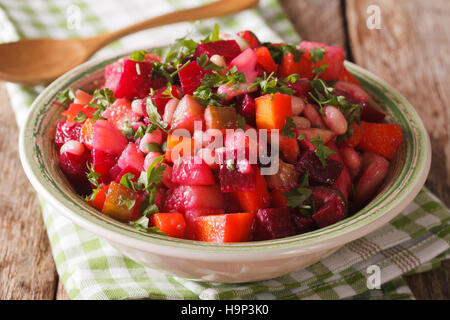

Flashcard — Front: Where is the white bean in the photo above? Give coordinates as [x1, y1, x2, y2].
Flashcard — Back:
[334, 81, 369, 103]
[292, 116, 311, 129]
[60, 140, 85, 156]
[210, 54, 226, 68]
[340, 145, 361, 177]
[291, 96, 305, 116]
[323, 105, 348, 135]
[303, 103, 326, 128]
[131, 99, 144, 116]
[163, 98, 179, 125]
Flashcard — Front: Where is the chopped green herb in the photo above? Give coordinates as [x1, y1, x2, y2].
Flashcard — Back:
[309, 47, 325, 63]
[145, 98, 169, 133]
[248, 72, 295, 95]
[310, 136, 336, 167]
[281, 116, 296, 138]
[119, 173, 136, 192]
[57, 88, 76, 104]
[283, 187, 313, 209]
[73, 111, 87, 123]
[86, 162, 101, 187]
[129, 50, 147, 62]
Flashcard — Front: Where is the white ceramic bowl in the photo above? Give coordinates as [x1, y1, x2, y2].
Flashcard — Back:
[19, 51, 431, 283]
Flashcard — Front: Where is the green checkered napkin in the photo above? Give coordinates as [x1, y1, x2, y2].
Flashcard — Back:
[2, 0, 449, 300]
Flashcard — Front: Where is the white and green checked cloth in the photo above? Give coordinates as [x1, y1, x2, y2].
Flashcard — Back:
[2, 0, 449, 300]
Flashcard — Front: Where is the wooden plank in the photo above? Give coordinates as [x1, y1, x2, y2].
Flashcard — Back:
[56, 280, 70, 300]
[346, 0, 450, 299]
[280, 0, 348, 53]
[0, 82, 58, 299]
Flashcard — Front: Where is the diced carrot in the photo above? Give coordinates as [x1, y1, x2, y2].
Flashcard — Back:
[204, 105, 238, 130]
[232, 167, 270, 213]
[194, 212, 255, 243]
[81, 119, 95, 150]
[255, 46, 278, 74]
[102, 182, 139, 222]
[279, 52, 302, 78]
[358, 121, 404, 160]
[343, 122, 362, 147]
[89, 184, 110, 211]
[255, 93, 292, 130]
[337, 66, 362, 87]
[62, 103, 97, 122]
[271, 188, 289, 207]
[165, 133, 197, 163]
[279, 136, 300, 164]
[150, 213, 186, 238]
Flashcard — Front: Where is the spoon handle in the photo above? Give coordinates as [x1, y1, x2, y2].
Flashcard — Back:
[88, 0, 258, 51]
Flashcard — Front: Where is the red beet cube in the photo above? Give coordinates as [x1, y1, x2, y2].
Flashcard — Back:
[295, 150, 343, 186]
[194, 40, 242, 64]
[171, 156, 216, 186]
[55, 121, 83, 147]
[253, 208, 296, 240]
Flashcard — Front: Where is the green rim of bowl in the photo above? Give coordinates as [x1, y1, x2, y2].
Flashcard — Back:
[19, 52, 431, 255]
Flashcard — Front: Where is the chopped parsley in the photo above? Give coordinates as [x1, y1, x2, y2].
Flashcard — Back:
[281, 116, 296, 138]
[129, 50, 147, 62]
[310, 136, 336, 167]
[283, 187, 314, 217]
[247, 72, 295, 95]
[145, 97, 169, 133]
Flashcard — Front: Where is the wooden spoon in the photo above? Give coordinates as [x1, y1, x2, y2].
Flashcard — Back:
[0, 0, 259, 86]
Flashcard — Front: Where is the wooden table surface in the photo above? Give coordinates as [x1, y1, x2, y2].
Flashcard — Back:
[0, 0, 449, 300]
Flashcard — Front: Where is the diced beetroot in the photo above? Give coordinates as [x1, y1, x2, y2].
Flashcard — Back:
[327, 141, 353, 200]
[360, 103, 386, 123]
[161, 164, 174, 188]
[55, 121, 82, 147]
[107, 58, 153, 99]
[117, 142, 145, 173]
[93, 120, 128, 156]
[236, 30, 260, 49]
[171, 95, 204, 133]
[104, 58, 124, 93]
[297, 41, 345, 81]
[291, 215, 316, 234]
[310, 186, 347, 228]
[59, 150, 91, 195]
[219, 161, 257, 193]
[92, 148, 117, 183]
[217, 48, 258, 100]
[253, 208, 296, 240]
[184, 208, 225, 240]
[286, 78, 312, 97]
[147, 85, 183, 116]
[171, 156, 215, 186]
[108, 164, 122, 182]
[178, 61, 208, 95]
[236, 94, 256, 126]
[163, 185, 224, 213]
[194, 40, 242, 64]
[295, 150, 343, 186]
[353, 152, 390, 209]
[102, 98, 138, 131]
